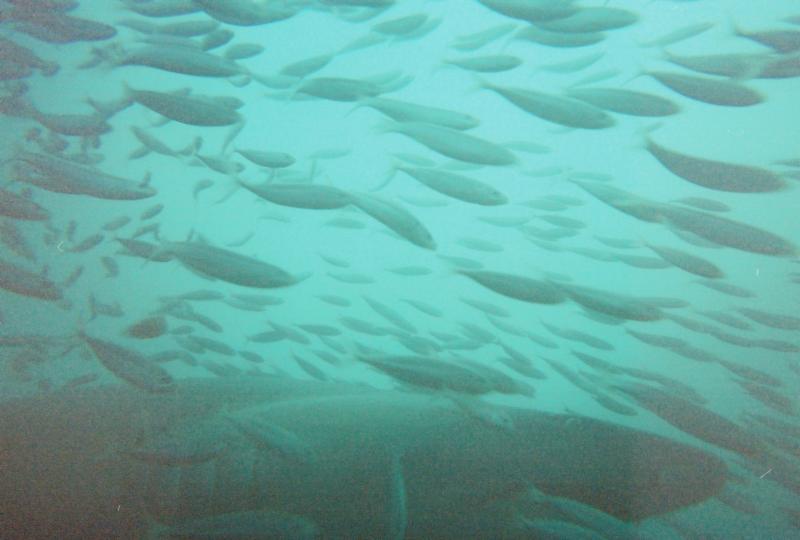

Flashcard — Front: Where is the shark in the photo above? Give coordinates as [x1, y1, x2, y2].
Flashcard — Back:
[0, 375, 727, 539]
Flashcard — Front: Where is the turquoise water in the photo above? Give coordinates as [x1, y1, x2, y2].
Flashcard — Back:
[1, 0, 799, 538]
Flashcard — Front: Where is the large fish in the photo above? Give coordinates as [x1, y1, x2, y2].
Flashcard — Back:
[0, 376, 728, 538]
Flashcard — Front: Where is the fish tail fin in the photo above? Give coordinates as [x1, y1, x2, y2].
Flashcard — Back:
[634, 122, 663, 149]
[177, 137, 202, 157]
[372, 118, 398, 135]
[213, 181, 240, 205]
[121, 81, 134, 99]
[620, 65, 646, 87]
[432, 60, 452, 77]
[727, 12, 744, 38]
[139, 171, 152, 189]
[370, 163, 399, 192]
[468, 75, 490, 95]
[221, 121, 244, 153]
[308, 159, 319, 183]
[343, 100, 365, 119]
[87, 293, 98, 322]
[151, 115, 170, 127]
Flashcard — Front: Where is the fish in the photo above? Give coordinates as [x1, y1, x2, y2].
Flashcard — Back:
[379, 121, 516, 166]
[29, 107, 111, 137]
[116, 238, 174, 262]
[317, 294, 351, 307]
[279, 53, 333, 78]
[194, 0, 299, 26]
[457, 237, 504, 252]
[67, 233, 104, 253]
[124, 0, 201, 18]
[0, 258, 62, 300]
[13, 11, 117, 43]
[201, 28, 235, 50]
[646, 138, 786, 192]
[235, 149, 296, 168]
[443, 54, 522, 73]
[328, 271, 374, 284]
[350, 192, 436, 249]
[644, 242, 724, 279]
[452, 23, 517, 51]
[80, 331, 174, 393]
[140, 204, 164, 221]
[481, 81, 615, 129]
[659, 204, 797, 257]
[538, 7, 638, 33]
[389, 166, 507, 205]
[555, 282, 662, 321]
[162, 240, 304, 288]
[403, 299, 442, 317]
[612, 382, 764, 459]
[228, 413, 317, 464]
[673, 197, 730, 213]
[564, 87, 679, 117]
[102, 216, 131, 231]
[645, 70, 763, 107]
[734, 25, 800, 54]
[542, 322, 615, 351]
[458, 270, 566, 304]
[189, 335, 236, 356]
[297, 76, 383, 102]
[664, 51, 770, 79]
[239, 182, 352, 209]
[11, 150, 156, 200]
[477, 0, 579, 24]
[0, 188, 50, 221]
[358, 354, 493, 394]
[125, 85, 242, 126]
[515, 26, 606, 48]
[0, 36, 59, 75]
[118, 44, 248, 78]
[639, 22, 713, 47]
[736, 307, 800, 331]
[101, 256, 119, 278]
[360, 97, 479, 130]
[363, 295, 416, 333]
[125, 316, 167, 339]
[224, 42, 265, 60]
[130, 126, 197, 159]
[539, 50, 604, 73]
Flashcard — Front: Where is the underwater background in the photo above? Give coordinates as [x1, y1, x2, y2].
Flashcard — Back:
[0, 0, 799, 538]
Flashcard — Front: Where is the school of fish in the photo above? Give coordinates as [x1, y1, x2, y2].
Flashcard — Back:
[0, 0, 799, 538]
